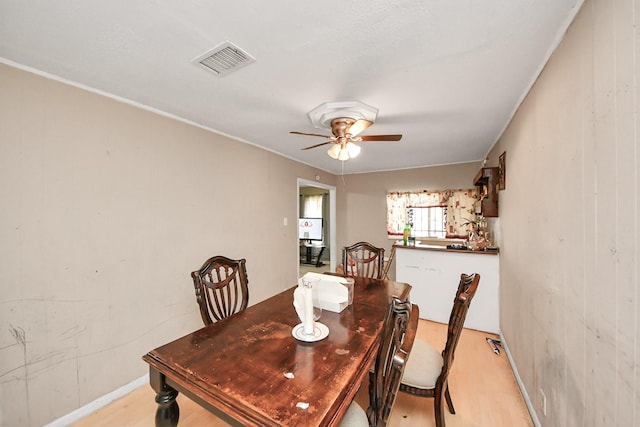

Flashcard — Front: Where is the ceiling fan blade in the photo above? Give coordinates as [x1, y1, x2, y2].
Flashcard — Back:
[302, 140, 334, 150]
[359, 134, 403, 142]
[347, 119, 373, 137]
[290, 131, 332, 138]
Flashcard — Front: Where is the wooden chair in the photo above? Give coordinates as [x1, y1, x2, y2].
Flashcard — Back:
[342, 242, 385, 279]
[399, 273, 480, 427]
[340, 297, 419, 427]
[381, 245, 396, 279]
[191, 256, 249, 325]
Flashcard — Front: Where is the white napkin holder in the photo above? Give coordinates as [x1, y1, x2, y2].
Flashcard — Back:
[298, 272, 350, 313]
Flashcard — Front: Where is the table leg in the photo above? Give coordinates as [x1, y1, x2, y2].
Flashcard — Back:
[315, 247, 326, 267]
[149, 367, 180, 427]
[155, 388, 179, 427]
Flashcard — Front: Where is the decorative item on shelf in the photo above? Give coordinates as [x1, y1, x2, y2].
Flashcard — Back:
[485, 232, 496, 249]
[467, 232, 486, 251]
[463, 216, 487, 251]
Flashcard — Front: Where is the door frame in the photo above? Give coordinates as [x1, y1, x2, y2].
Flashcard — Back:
[297, 178, 337, 276]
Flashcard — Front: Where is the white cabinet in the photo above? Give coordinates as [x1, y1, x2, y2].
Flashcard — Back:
[395, 246, 499, 333]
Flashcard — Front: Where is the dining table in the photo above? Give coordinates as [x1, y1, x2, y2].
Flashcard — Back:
[142, 275, 411, 427]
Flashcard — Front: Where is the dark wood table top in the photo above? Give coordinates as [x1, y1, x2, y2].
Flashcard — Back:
[142, 276, 411, 427]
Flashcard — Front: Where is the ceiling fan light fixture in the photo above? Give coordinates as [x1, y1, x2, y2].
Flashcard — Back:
[327, 144, 342, 159]
[294, 104, 402, 160]
[337, 148, 350, 161]
[346, 142, 361, 158]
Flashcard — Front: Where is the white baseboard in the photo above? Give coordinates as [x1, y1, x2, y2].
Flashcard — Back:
[44, 374, 149, 427]
[499, 332, 541, 427]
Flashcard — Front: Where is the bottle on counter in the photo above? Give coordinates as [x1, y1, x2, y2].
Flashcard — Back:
[403, 223, 411, 245]
[409, 227, 416, 246]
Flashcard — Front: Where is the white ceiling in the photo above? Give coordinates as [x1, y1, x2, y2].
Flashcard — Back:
[0, 1, 582, 174]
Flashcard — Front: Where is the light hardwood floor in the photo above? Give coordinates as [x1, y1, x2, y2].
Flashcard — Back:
[71, 319, 533, 427]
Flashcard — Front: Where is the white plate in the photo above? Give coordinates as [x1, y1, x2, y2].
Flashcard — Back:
[292, 322, 329, 342]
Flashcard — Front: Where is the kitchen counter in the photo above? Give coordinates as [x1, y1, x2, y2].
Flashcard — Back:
[395, 244, 500, 333]
[393, 242, 499, 255]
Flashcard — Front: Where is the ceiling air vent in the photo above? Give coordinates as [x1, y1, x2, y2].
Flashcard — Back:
[192, 41, 255, 77]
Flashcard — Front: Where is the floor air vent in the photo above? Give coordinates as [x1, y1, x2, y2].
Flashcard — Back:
[193, 41, 255, 77]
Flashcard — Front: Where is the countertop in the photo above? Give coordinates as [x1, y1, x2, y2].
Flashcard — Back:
[393, 242, 499, 255]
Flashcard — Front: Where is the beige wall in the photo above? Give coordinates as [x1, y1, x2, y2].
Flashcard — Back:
[6, 1, 639, 425]
[0, 63, 335, 426]
[335, 162, 481, 273]
[486, 0, 639, 425]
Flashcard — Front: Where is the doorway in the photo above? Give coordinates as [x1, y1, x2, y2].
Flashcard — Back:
[297, 178, 337, 278]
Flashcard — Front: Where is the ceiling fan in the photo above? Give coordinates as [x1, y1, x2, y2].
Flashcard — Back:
[290, 117, 402, 161]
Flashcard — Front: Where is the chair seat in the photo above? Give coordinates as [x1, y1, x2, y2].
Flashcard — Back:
[339, 401, 369, 427]
[400, 337, 443, 389]
[399, 274, 480, 427]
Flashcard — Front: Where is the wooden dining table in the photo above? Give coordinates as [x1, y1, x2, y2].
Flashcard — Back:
[142, 276, 411, 427]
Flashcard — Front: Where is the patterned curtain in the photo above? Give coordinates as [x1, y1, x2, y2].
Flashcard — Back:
[444, 189, 478, 239]
[386, 189, 478, 239]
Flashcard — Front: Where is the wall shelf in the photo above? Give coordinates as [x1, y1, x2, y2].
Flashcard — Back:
[473, 167, 500, 217]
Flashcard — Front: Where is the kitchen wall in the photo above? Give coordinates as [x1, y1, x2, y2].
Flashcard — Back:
[0, 63, 334, 426]
[486, 0, 639, 425]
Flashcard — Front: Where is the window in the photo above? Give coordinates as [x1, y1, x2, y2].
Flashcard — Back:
[386, 189, 478, 239]
[303, 195, 323, 218]
[408, 207, 446, 238]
